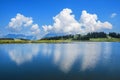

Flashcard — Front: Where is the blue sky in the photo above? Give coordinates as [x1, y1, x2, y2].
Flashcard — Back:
[0, 0, 120, 38]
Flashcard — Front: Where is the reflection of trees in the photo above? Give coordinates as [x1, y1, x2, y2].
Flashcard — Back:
[7, 44, 39, 65]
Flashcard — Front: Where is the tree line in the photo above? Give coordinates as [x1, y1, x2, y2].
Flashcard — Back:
[0, 32, 119, 40]
[41, 32, 120, 40]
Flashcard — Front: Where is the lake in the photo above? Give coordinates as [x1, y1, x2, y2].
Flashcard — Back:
[0, 42, 120, 80]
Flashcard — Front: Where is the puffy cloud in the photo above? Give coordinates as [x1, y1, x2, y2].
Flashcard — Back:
[31, 24, 40, 35]
[8, 13, 33, 31]
[42, 8, 112, 34]
[80, 10, 112, 32]
[7, 9, 113, 39]
[111, 13, 117, 18]
[8, 13, 41, 39]
[42, 8, 82, 34]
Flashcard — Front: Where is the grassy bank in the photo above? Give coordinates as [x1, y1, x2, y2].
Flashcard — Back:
[90, 38, 120, 42]
[0, 38, 120, 44]
[32, 40, 72, 43]
[0, 39, 72, 44]
[0, 40, 32, 44]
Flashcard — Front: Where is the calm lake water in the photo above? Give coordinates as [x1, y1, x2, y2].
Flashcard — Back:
[0, 42, 120, 80]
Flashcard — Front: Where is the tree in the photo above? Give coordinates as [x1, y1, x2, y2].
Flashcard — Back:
[87, 32, 107, 38]
[109, 32, 120, 38]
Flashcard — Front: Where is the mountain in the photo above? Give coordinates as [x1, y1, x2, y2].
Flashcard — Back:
[3, 34, 34, 40]
[43, 33, 68, 38]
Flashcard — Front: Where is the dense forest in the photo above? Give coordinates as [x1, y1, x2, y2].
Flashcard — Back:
[41, 32, 120, 40]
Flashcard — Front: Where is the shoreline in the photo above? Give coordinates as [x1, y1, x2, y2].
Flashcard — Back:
[0, 38, 120, 44]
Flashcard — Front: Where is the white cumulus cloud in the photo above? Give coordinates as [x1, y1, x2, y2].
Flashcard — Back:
[7, 9, 113, 39]
[31, 24, 40, 35]
[111, 13, 117, 18]
[8, 13, 41, 39]
[42, 8, 82, 34]
[80, 10, 112, 33]
[42, 8, 112, 34]
[8, 13, 33, 31]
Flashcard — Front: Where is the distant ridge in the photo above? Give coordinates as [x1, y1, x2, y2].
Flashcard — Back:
[43, 33, 69, 38]
[3, 34, 33, 40]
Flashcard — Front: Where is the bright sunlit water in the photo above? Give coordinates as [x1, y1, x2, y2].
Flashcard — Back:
[0, 42, 120, 80]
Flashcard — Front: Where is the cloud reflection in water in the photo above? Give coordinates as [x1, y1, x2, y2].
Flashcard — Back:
[53, 44, 82, 73]
[7, 44, 39, 65]
[81, 43, 101, 71]
[103, 42, 111, 61]
[52, 42, 111, 72]
[5, 42, 111, 73]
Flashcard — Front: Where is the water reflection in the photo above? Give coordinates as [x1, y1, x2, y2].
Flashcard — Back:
[3, 42, 112, 73]
[41, 44, 52, 56]
[6, 44, 39, 65]
[103, 42, 111, 61]
[81, 43, 101, 71]
[52, 42, 111, 72]
[53, 44, 82, 73]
